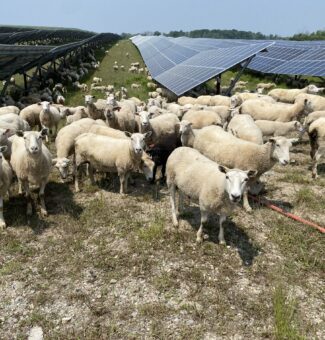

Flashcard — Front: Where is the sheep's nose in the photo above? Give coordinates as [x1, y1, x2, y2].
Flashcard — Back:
[231, 194, 241, 202]
[135, 148, 142, 153]
[282, 160, 289, 165]
[31, 146, 38, 152]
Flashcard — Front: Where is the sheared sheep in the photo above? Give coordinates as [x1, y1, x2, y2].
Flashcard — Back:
[11, 129, 52, 216]
[268, 85, 324, 103]
[0, 106, 20, 115]
[255, 120, 304, 139]
[166, 147, 256, 244]
[182, 109, 222, 129]
[0, 146, 12, 229]
[308, 117, 325, 179]
[39, 101, 61, 141]
[179, 120, 198, 147]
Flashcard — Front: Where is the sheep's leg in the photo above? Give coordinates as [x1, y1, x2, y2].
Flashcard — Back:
[197, 208, 208, 243]
[124, 173, 130, 193]
[119, 173, 126, 194]
[0, 197, 6, 230]
[88, 164, 95, 186]
[74, 165, 81, 192]
[243, 188, 252, 212]
[39, 181, 48, 217]
[218, 214, 227, 245]
[18, 179, 23, 195]
[312, 152, 320, 179]
[169, 183, 178, 227]
[178, 191, 184, 214]
[23, 181, 32, 216]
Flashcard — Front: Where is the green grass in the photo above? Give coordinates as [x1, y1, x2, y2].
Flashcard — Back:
[273, 286, 305, 340]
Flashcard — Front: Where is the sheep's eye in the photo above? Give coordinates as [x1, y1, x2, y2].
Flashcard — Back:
[226, 175, 229, 180]
[244, 178, 248, 182]
[276, 144, 280, 147]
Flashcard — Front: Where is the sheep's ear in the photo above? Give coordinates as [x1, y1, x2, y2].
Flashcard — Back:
[3, 128, 11, 136]
[92, 95, 96, 98]
[218, 165, 229, 174]
[124, 131, 132, 138]
[37, 102, 42, 106]
[289, 138, 299, 145]
[49, 101, 53, 105]
[16, 130, 24, 137]
[113, 106, 121, 111]
[148, 112, 154, 118]
[144, 131, 152, 139]
[246, 169, 258, 178]
[294, 121, 299, 128]
[40, 128, 49, 137]
[268, 138, 276, 144]
[0, 145, 7, 153]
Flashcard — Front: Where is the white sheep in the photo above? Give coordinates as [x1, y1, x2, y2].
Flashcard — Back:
[84, 95, 105, 120]
[268, 85, 324, 103]
[227, 114, 263, 144]
[166, 147, 256, 243]
[11, 129, 52, 216]
[304, 111, 325, 127]
[39, 102, 61, 141]
[194, 126, 295, 211]
[240, 98, 309, 122]
[179, 120, 198, 147]
[210, 95, 231, 107]
[295, 93, 325, 112]
[93, 77, 102, 84]
[131, 83, 141, 89]
[74, 131, 152, 193]
[0, 146, 12, 229]
[182, 109, 222, 129]
[66, 108, 88, 125]
[230, 93, 275, 108]
[0, 106, 20, 115]
[105, 98, 136, 132]
[255, 120, 304, 138]
[308, 117, 325, 179]
[19, 103, 44, 129]
[0, 113, 30, 132]
[147, 82, 157, 90]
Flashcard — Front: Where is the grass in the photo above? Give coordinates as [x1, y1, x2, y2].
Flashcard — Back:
[273, 286, 305, 340]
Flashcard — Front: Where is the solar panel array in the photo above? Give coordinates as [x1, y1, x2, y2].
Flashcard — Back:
[131, 36, 272, 95]
[131, 36, 325, 96]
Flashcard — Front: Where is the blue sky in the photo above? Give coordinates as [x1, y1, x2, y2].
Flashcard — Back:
[2, 0, 325, 36]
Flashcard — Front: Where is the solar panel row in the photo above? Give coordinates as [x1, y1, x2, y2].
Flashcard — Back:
[131, 35, 325, 96]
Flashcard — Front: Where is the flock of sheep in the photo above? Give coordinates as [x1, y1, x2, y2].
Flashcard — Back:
[0, 51, 324, 243]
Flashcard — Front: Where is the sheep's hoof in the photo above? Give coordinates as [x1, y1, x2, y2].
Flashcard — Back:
[172, 219, 178, 228]
[219, 240, 226, 246]
[27, 207, 33, 216]
[244, 206, 253, 213]
[196, 236, 203, 244]
[0, 221, 7, 230]
[41, 209, 48, 217]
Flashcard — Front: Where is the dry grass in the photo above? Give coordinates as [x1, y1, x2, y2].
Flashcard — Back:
[0, 42, 324, 339]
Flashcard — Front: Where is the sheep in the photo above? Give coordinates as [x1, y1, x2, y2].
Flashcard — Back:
[255, 120, 304, 139]
[268, 85, 324, 103]
[120, 65, 125, 71]
[11, 129, 52, 216]
[129, 66, 137, 73]
[304, 111, 325, 127]
[0, 106, 20, 115]
[74, 131, 152, 193]
[182, 110, 222, 129]
[0, 113, 30, 132]
[137, 112, 180, 149]
[164, 103, 185, 119]
[239, 98, 309, 122]
[227, 114, 263, 144]
[166, 147, 256, 244]
[84, 95, 105, 120]
[197, 105, 231, 124]
[66, 108, 88, 124]
[104, 99, 136, 133]
[147, 82, 157, 90]
[178, 96, 196, 106]
[295, 93, 325, 112]
[195, 95, 213, 106]
[93, 77, 102, 84]
[230, 93, 275, 108]
[126, 52, 129, 58]
[210, 95, 231, 107]
[193, 126, 295, 211]
[60, 106, 85, 117]
[113, 65, 119, 71]
[308, 117, 325, 179]
[256, 82, 276, 90]
[0, 146, 13, 229]
[0, 128, 14, 160]
[131, 83, 141, 90]
[147, 76, 152, 81]
[53, 118, 105, 179]
[179, 120, 198, 147]
[73, 81, 88, 92]
[39, 102, 61, 141]
[19, 103, 44, 129]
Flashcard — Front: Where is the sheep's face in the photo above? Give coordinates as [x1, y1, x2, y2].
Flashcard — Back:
[138, 111, 153, 128]
[85, 95, 95, 105]
[53, 157, 70, 179]
[270, 136, 294, 165]
[294, 121, 305, 133]
[125, 132, 152, 155]
[39, 101, 51, 113]
[230, 95, 239, 109]
[0, 128, 11, 144]
[105, 106, 116, 120]
[179, 120, 193, 136]
[140, 153, 154, 181]
[219, 165, 257, 203]
[307, 84, 320, 94]
[20, 129, 48, 155]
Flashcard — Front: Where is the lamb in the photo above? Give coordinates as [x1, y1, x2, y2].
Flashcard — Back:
[84, 95, 105, 120]
[193, 126, 295, 211]
[66, 108, 88, 124]
[0, 113, 30, 132]
[11, 129, 52, 216]
[239, 98, 309, 122]
[256, 82, 276, 91]
[308, 117, 325, 179]
[178, 96, 197, 106]
[182, 110, 222, 129]
[93, 77, 102, 84]
[295, 93, 325, 112]
[74, 131, 152, 193]
[131, 83, 141, 89]
[53, 118, 104, 179]
[166, 147, 256, 244]
[179, 120, 198, 147]
[304, 111, 325, 127]
[0, 146, 13, 229]
[227, 114, 263, 144]
[0, 106, 20, 115]
[268, 85, 323, 103]
[147, 82, 157, 90]
[255, 120, 304, 138]
[39, 102, 61, 141]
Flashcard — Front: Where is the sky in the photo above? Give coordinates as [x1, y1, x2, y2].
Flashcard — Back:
[2, 0, 325, 37]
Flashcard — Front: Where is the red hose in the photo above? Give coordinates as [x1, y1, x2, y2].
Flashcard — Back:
[249, 195, 325, 234]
